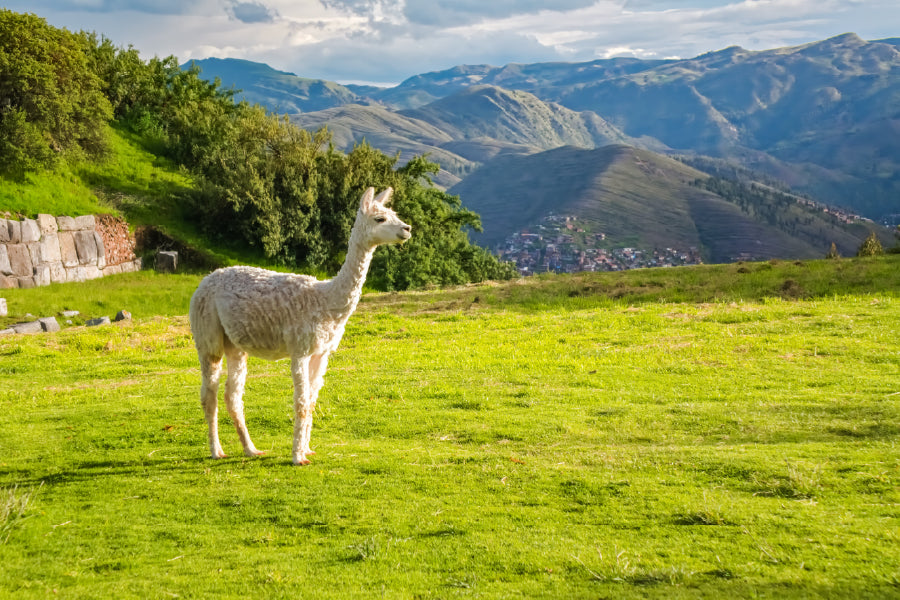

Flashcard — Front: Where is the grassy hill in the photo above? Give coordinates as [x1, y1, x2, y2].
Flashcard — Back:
[0, 125, 274, 270]
[1, 256, 898, 598]
[449, 145, 890, 261]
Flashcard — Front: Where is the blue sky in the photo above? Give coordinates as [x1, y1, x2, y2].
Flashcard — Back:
[5, 0, 898, 85]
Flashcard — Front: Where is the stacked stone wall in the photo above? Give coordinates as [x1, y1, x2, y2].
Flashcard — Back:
[0, 214, 142, 289]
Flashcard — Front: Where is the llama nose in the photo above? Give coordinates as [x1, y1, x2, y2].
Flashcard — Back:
[403, 224, 411, 233]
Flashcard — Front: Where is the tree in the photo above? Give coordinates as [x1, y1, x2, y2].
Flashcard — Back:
[0, 10, 112, 175]
[856, 231, 884, 257]
[825, 242, 841, 259]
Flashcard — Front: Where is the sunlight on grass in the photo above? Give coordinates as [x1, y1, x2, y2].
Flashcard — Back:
[0, 270, 898, 598]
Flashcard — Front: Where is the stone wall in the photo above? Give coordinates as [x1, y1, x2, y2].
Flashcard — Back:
[0, 214, 142, 289]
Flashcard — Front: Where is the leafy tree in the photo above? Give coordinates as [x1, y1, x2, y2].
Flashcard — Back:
[856, 231, 883, 257]
[6, 12, 514, 290]
[825, 242, 841, 259]
[0, 10, 112, 175]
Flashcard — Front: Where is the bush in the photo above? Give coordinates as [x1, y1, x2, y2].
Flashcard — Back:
[856, 232, 884, 257]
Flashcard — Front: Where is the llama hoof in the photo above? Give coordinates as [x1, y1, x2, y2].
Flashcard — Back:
[244, 449, 266, 457]
[293, 456, 312, 466]
[304, 449, 316, 455]
[211, 452, 228, 459]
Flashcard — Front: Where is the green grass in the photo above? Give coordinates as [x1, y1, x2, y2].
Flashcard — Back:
[0, 165, 113, 218]
[0, 258, 898, 598]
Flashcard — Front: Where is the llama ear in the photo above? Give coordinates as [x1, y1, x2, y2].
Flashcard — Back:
[359, 187, 376, 211]
[374, 187, 393, 207]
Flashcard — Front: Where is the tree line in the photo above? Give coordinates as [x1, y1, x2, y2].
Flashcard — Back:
[0, 9, 516, 289]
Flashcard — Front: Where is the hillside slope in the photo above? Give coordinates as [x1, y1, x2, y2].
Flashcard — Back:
[400, 85, 633, 150]
[450, 145, 882, 262]
[184, 58, 363, 113]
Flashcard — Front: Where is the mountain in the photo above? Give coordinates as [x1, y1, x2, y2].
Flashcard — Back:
[183, 58, 364, 113]
[449, 145, 883, 263]
[376, 33, 900, 219]
[188, 33, 900, 229]
[399, 85, 633, 150]
[290, 85, 642, 187]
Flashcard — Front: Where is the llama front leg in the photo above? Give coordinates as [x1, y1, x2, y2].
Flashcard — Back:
[302, 353, 330, 455]
[224, 347, 264, 457]
[199, 353, 226, 459]
[291, 355, 313, 465]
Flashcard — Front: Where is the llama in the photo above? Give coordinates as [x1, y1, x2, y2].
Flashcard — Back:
[188, 187, 411, 465]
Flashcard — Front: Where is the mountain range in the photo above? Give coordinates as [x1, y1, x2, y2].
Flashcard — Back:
[186, 33, 899, 262]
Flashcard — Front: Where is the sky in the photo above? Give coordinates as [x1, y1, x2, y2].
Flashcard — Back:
[4, 0, 898, 86]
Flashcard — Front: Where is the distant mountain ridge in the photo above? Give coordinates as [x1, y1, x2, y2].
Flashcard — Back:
[187, 33, 899, 263]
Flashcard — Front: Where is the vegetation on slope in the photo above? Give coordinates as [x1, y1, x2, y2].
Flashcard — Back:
[0, 9, 515, 289]
[450, 144, 890, 262]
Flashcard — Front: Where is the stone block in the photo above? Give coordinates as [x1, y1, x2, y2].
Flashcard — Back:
[156, 251, 178, 273]
[16, 277, 35, 289]
[0, 245, 11, 276]
[66, 266, 87, 283]
[48, 261, 67, 283]
[103, 263, 122, 276]
[59, 232, 79, 267]
[84, 265, 102, 281]
[86, 316, 111, 327]
[0, 276, 16, 289]
[37, 214, 58, 235]
[94, 231, 106, 269]
[13, 320, 42, 334]
[120, 260, 135, 273]
[0, 297, 6, 316]
[115, 310, 132, 322]
[26, 242, 41, 267]
[39, 317, 60, 332]
[74, 215, 96, 230]
[39, 233, 62, 263]
[62, 310, 80, 318]
[7, 220, 21, 243]
[7, 244, 32, 277]
[74, 230, 98, 265]
[0, 219, 8, 243]
[57, 216, 78, 231]
[0, 328, 13, 336]
[33, 265, 51, 286]
[21, 218, 40, 243]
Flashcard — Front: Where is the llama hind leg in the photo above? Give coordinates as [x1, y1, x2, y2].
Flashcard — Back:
[291, 355, 313, 465]
[200, 354, 226, 459]
[224, 347, 264, 457]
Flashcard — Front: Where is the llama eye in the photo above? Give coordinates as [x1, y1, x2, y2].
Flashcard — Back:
[374, 216, 387, 223]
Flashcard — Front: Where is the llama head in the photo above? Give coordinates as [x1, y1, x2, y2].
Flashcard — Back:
[357, 187, 412, 246]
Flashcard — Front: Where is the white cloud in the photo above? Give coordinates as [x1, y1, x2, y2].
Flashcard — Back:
[3, 0, 897, 83]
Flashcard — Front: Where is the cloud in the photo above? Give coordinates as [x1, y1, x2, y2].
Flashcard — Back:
[226, 1, 278, 24]
[12, 0, 220, 16]
[4, 0, 898, 85]
[401, 0, 597, 27]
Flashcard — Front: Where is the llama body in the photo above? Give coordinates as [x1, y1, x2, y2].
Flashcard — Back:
[189, 187, 410, 465]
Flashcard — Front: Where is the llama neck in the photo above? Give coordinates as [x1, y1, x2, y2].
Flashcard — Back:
[326, 222, 374, 317]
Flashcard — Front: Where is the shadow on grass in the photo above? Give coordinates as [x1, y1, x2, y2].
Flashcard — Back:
[0, 454, 291, 487]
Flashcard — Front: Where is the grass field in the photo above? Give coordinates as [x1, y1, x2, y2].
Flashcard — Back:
[1, 258, 898, 598]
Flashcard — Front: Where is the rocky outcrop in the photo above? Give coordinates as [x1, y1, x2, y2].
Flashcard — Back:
[0, 214, 142, 289]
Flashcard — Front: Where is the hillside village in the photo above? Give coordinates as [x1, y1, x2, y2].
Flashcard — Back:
[496, 214, 703, 275]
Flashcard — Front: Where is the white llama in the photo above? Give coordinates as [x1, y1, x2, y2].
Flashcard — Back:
[188, 187, 411, 465]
